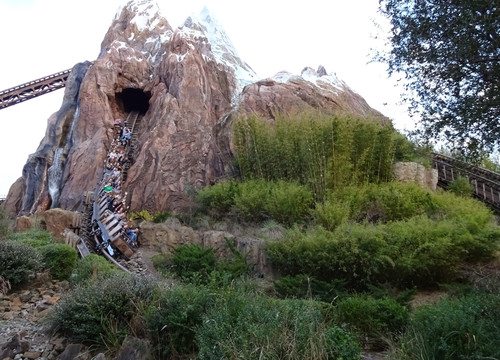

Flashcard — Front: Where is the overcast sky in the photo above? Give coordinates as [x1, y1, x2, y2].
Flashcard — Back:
[0, 0, 412, 196]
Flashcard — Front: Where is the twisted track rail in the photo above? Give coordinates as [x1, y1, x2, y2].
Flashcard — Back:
[432, 153, 500, 212]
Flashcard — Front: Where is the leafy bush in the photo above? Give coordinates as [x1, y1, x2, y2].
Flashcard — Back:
[0, 210, 10, 239]
[314, 182, 436, 226]
[196, 180, 240, 217]
[70, 254, 118, 285]
[397, 293, 500, 359]
[152, 211, 172, 223]
[447, 176, 473, 197]
[172, 244, 217, 283]
[312, 199, 351, 231]
[151, 253, 172, 276]
[264, 180, 313, 225]
[40, 244, 78, 281]
[267, 209, 498, 290]
[273, 275, 347, 303]
[50, 273, 157, 346]
[324, 326, 363, 360]
[171, 241, 251, 285]
[336, 295, 409, 341]
[128, 209, 153, 222]
[145, 284, 216, 358]
[234, 179, 313, 225]
[7, 229, 53, 248]
[196, 292, 361, 360]
[0, 240, 43, 289]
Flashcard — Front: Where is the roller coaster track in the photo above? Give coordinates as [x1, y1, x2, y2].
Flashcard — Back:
[432, 153, 500, 213]
[0, 68, 72, 109]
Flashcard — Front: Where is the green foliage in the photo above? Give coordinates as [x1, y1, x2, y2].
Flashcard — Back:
[172, 244, 217, 283]
[336, 295, 409, 340]
[217, 238, 251, 280]
[152, 211, 172, 223]
[170, 241, 251, 286]
[267, 189, 499, 290]
[447, 176, 473, 197]
[0, 240, 43, 289]
[151, 253, 172, 277]
[70, 254, 118, 285]
[234, 179, 313, 225]
[397, 293, 500, 359]
[196, 291, 361, 360]
[7, 229, 53, 248]
[196, 180, 240, 218]
[273, 274, 347, 303]
[128, 209, 153, 222]
[145, 284, 215, 358]
[314, 182, 436, 226]
[49, 273, 157, 346]
[0, 210, 10, 239]
[233, 112, 412, 200]
[378, 1, 500, 152]
[40, 243, 78, 281]
[324, 326, 363, 360]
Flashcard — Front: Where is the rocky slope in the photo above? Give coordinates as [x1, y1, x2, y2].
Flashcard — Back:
[4, 0, 388, 217]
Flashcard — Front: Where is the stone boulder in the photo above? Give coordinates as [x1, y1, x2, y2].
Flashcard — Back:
[393, 162, 438, 191]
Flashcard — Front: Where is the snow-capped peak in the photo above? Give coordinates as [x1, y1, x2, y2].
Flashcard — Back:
[182, 7, 258, 93]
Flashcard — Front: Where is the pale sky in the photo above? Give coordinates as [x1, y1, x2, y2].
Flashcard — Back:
[0, 0, 412, 196]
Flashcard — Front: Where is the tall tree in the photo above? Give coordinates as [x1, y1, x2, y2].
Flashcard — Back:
[377, 0, 500, 155]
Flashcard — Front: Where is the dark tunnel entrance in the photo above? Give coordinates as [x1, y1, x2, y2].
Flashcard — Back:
[115, 88, 151, 114]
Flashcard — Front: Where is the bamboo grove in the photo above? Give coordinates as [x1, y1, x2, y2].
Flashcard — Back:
[233, 111, 411, 200]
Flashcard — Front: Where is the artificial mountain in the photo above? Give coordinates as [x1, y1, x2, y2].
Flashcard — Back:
[4, 0, 387, 216]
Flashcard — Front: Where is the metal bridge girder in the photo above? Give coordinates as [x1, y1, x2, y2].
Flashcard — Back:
[0, 69, 71, 109]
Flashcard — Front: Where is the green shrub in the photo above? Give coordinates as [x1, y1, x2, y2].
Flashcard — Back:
[151, 253, 172, 276]
[145, 284, 215, 358]
[233, 179, 271, 221]
[336, 295, 409, 340]
[266, 224, 394, 289]
[265, 180, 313, 225]
[397, 293, 500, 359]
[128, 209, 153, 222]
[217, 238, 251, 280]
[196, 180, 240, 217]
[0, 240, 43, 289]
[7, 229, 53, 248]
[234, 179, 313, 225]
[312, 199, 351, 231]
[273, 275, 347, 303]
[70, 254, 119, 285]
[196, 292, 361, 360]
[171, 241, 251, 285]
[324, 326, 363, 360]
[447, 176, 473, 197]
[50, 273, 157, 346]
[172, 244, 216, 283]
[40, 244, 78, 281]
[0, 210, 10, 239]
[152, 211, 172, 223]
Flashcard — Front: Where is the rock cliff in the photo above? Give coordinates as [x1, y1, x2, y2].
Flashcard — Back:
[4, 0, 388, 216]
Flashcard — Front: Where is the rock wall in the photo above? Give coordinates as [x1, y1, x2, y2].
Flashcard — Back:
[139, 218, 276, 278]
[393, 162, 438, 191]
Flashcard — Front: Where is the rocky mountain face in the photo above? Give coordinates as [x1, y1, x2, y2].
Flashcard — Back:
[4, 0, 387, 216]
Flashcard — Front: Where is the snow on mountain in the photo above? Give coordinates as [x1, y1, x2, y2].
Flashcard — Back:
[181, 6, 258, 93]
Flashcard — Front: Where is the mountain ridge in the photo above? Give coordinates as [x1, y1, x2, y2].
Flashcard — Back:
[3, 0, 388, 216]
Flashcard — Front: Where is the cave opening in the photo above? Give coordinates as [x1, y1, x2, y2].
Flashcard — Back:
[115, 88, 151, 114]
